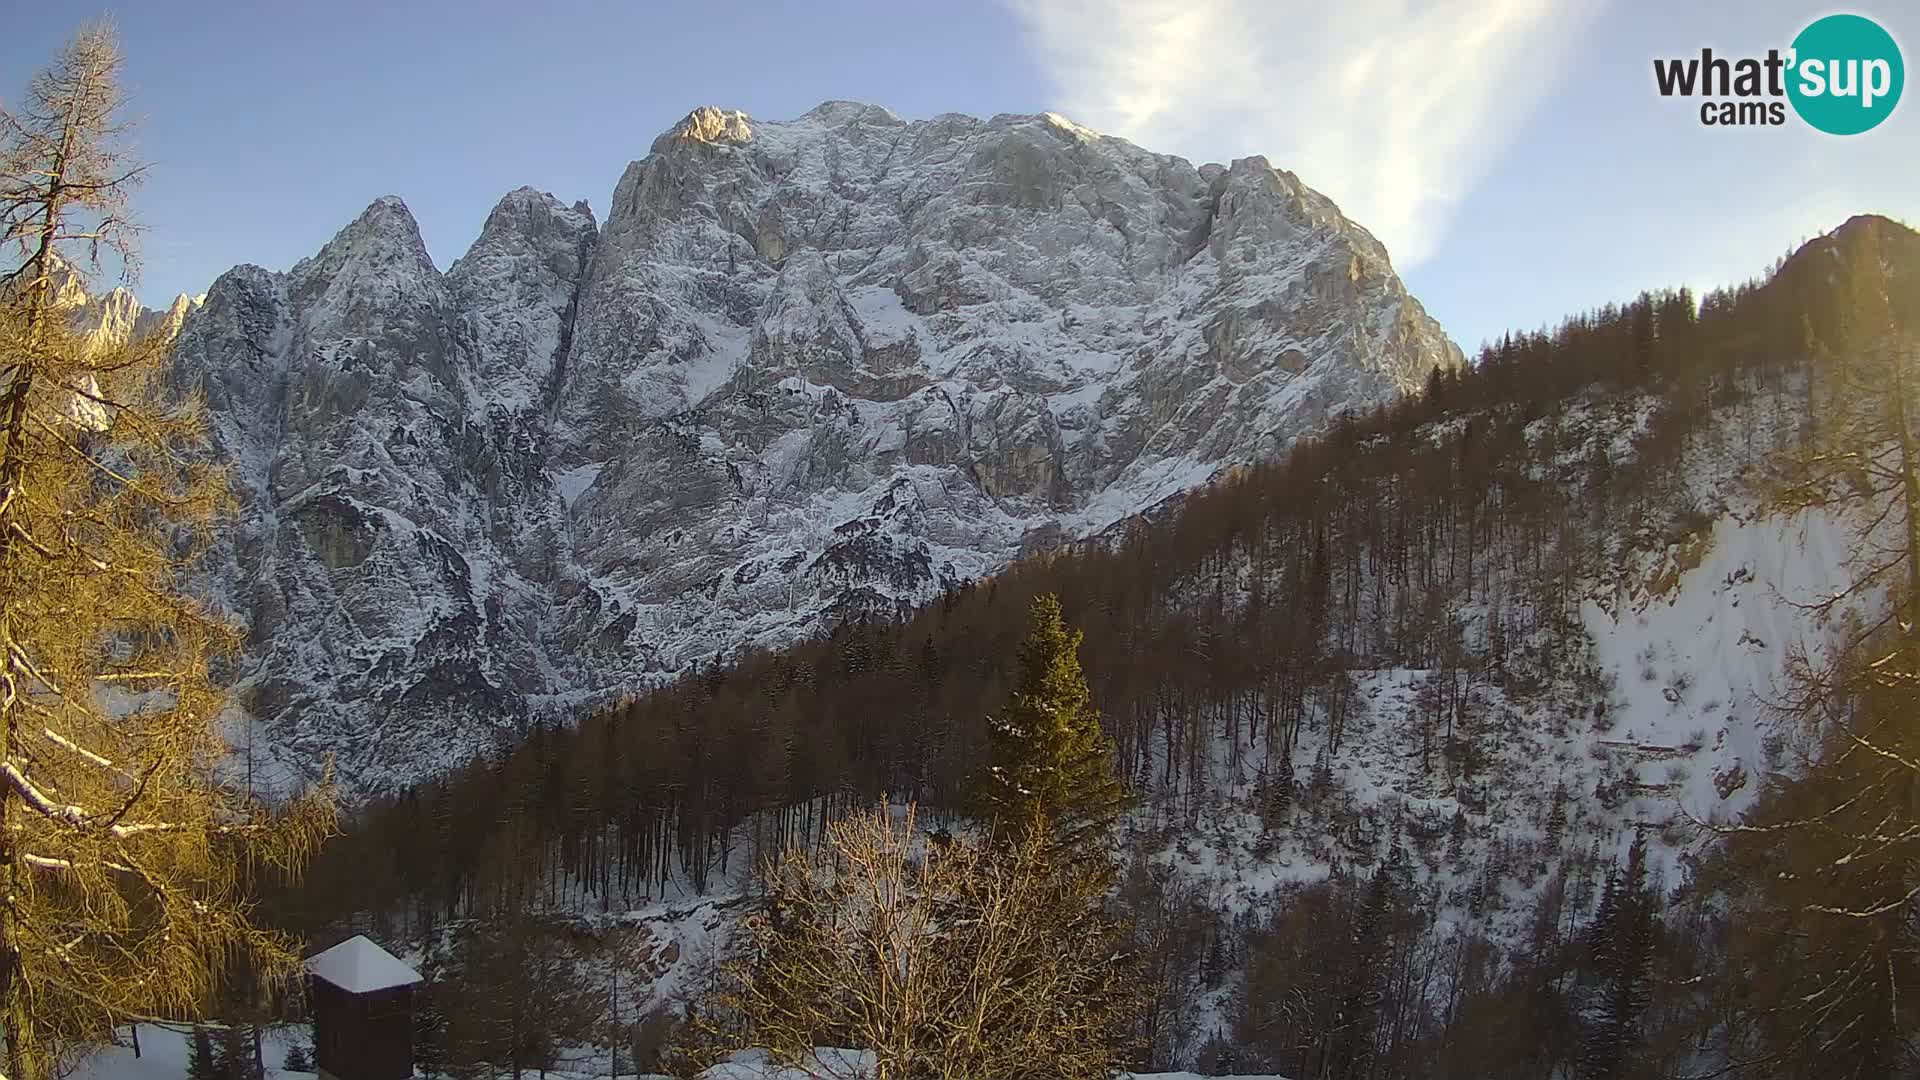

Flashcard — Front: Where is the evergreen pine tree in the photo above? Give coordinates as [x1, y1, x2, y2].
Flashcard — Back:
[1587, 869, 1620, 957]
[1331, 863, 1405, 1079]
[214, 1024, 258, 1080]
[970, 594, 1129, 854]
[1201, 932, 1227, 988]
[1489, 829, 1514, 882]
[1380, 828, 1413, 898]
[1269, 755, 1294, 822]
[414, 961, 447, 1080]
[1545, 782, 1569, 849]
[186, 1028, 218, 1080]
[1309, 748, 1335, 804]
[1580, 832, 1656, 1080]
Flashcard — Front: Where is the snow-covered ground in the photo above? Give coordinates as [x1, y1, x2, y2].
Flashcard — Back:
[72, 1025, 313, 1080]
[73, 1027, 1287, 1080]
[1581, 505, 1859, 827]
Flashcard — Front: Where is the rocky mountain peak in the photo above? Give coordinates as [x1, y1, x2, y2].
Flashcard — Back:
[469, 186, 598, 247]
[659, 105, 754, 151]
[799, 100, 906, 128]
[126, 290, 207, 346]
[287, 195, 439, 313]
[450, 187, 600, 407]
[166, 102, 1464, 796]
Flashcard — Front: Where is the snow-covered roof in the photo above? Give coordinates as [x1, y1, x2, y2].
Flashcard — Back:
[303, 935, 422, 993]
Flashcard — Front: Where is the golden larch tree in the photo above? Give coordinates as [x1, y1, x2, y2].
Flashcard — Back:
[0, 23, 331, 1080]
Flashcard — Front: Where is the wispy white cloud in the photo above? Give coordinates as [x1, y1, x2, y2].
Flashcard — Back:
[1003, 0, 1605, 268]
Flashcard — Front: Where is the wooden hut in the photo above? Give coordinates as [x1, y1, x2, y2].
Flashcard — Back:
[304, 935, 423, 1080]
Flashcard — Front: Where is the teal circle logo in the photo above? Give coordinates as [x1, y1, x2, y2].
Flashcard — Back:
[1788, 14, 1903, 134]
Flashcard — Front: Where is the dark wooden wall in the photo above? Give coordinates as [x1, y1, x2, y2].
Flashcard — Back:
[310, 978, 413, 1080]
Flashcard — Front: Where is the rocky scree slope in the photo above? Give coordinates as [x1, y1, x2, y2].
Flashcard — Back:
[163, 103, 1462, 797]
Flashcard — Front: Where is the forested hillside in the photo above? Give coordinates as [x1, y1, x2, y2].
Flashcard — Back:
[268, 214, 1920, 1079]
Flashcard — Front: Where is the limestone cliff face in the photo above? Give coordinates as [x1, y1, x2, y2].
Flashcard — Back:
[165, 103, 1461, 797]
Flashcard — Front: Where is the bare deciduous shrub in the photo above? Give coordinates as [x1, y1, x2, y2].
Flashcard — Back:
[697, 805, 1141, 1080]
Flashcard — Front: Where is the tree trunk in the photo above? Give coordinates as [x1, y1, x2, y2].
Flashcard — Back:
[0, 151, 66, 1080]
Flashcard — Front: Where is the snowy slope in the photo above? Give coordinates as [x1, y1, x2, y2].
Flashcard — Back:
[1580, 506, 1860, 830]
[164, 102, 1463, 798]
[1098, 380, 1885, 1057]
[74, 1027, 1291, 1080]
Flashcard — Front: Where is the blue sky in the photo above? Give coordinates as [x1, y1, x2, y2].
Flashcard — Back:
[5, 1, 1916, 351]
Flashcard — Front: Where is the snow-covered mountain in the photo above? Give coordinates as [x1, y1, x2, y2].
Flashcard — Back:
[50, 264, 203, 350]
[162, 102, 1462, 797]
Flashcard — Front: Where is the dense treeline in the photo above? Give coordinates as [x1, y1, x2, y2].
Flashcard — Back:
[282, 217, 1908, 924]
[1196, 218, 1920, 1080]
[269, 216, 1920, 1076]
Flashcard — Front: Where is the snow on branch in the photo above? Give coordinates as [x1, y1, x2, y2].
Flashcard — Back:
[1, 759, 269, 840]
